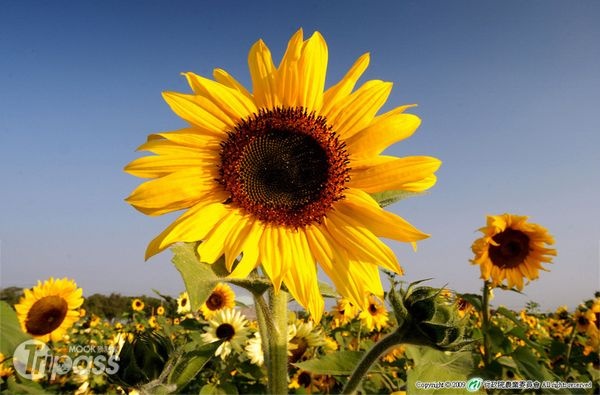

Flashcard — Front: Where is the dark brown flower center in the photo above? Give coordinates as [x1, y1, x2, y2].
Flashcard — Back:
[181, 298, 188, 307]
[219, 107, 349, 228]
[298, 371, 312, 387]
[488, 229, 531, 269]
[216, 323, 235, 340]
[369, 304, 379, 315]
[206, 292, 224, 311]
[289, 337, 309, 362]
[25, 295, 69, 336]
[577, 315, 589, 326]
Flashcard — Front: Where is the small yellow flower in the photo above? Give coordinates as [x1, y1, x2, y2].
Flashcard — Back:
[148, 316, 159, 329]
[177, 292, 191, 315]
[359, 295, 388, 332]
[135, 323, 145, 332]
[14, 277, 84, 342]
[200, 283, 236, 319]
[79, 308, 86, 318]
[574, 309, 596, 334]
[0, 353, 14, 378]
[382, 345, 405, 363]
[331, 298, 359, 328]
[156, 306, 165, 316]
[471, 214, 556, 290]
[132, 298, 144, 312]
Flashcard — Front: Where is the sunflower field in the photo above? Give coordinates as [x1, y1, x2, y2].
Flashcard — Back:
[1, 29, 599, 394]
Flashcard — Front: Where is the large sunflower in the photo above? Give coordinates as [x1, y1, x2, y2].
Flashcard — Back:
[125, 29, 441, 321]
[471, 214, 556, 290]
[14, 277, 83, 342]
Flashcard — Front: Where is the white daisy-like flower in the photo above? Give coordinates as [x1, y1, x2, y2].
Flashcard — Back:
[289, 320, 326, 362]
[244, 325, 298, 366]
[201, 309, 249, 360]
[176, 291, 191, 314]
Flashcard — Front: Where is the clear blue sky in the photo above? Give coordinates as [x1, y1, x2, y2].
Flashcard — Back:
[1, 1, 599, 311]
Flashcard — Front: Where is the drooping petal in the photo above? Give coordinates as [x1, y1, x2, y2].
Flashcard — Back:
[339, 188, 429, 243]
[259, 225, 290, 292]
[282, 230, 324, 322]
[248, 39, 278, 109]
[324, 210, 402, 274]
[228, 220, 264, 278]
[197, 210, 245, 263]
[145, 199, 229, 259]
[349, 155, 442, 193]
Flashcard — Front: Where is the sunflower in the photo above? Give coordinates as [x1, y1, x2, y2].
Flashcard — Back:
[331, 297, 359, 328]
[359, 295, 389, 332]
[289, 320, 326, 362]
[245, 324, 298, 366]
[0, 353, 13, 378]
[131, 298, 144, 312]
[574, 309, 596, 334]
[200, 283, 236, 319]
[201, 309, 249, 360]
[14, 277, 83, 342]
[125, 29, 441, 320]
[471, 214, 556, 290]
[148, 316, 159, 329]
[156, 306, 165, 316]
[176, 291, 191, 314]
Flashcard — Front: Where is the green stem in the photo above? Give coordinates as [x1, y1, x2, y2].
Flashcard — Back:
[481, 281, 492, 368]
[267, 288, 289, 395]
[252, 292, 271, 369]
[342, 325, 408, 395]
[563, 324, 578, 374]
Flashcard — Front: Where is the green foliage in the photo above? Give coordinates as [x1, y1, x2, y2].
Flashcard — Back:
[405, 346, 474, 394]
[0, 287, 23, 307]
[293, 351, 366, 375]
[0, 301, 30, 356]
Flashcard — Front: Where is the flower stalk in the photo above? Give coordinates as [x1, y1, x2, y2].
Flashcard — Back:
[267, 288, 289, 395]
[481, 280, 492, 368]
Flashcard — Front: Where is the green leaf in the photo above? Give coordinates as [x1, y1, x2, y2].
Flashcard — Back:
[456, 293, 482, 312]
[293, 351, 365, 375]
[405, 345, 474, 394]
[200, 383, 239, 395]
[167, 341, 223, 391]
[511, 347, 566, 393]
[171, 243, 222, 310]
[318, 281, 338, 299]
[0, 301, 31, 356]
[370, 190, 427, 207]
[5, 376, 50, 394]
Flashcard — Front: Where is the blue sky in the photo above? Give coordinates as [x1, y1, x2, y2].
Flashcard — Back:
[1, 1, 599, 311]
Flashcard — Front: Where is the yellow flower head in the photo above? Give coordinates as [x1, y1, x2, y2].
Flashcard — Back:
[574, 309, 596, 334]
[156, 306, 165, 316]
[359, 295, 389, 332]
[148, 315, 159, 329]
[14, 277, 84, 342]
[131, 298, 144, 312]
[177, 291, 191, 314]
[471, 214, 556, 290]
[331, 297, 359, 328]
[200, 283, 236, 319]
[125, 29, 441, 321]
[0, 353, 14, 378]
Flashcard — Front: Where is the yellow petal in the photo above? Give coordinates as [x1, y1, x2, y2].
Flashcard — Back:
[162, 92, 230, 133]
[197, 210, 244, 263]
[327, 80, 392, 138]
[259, 226, 290, 291]
[125, 168, 220, 216]
[339, 188, 429, 244]
[346, 110, 421, 158]
[322, 53, 370, 116]
[296, 31, 328, 113]
[349, 155, 442, 193]
[248, 39, 278, 109]
[228, 220, 264, 278]
[222, 215, 253, 272]
[213, 68, 253, 101]
[282, 230, 324, 322]
[182, 72, 257, 123]
[148, 128, 224, 144]
[145, 199, 229, 259]
[125, 153, 214, 179]
[324, 210, 401, 274]
[276, 29, 304, 108]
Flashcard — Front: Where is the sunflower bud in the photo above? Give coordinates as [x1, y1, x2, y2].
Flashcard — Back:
[394, 283, 468, 350]
[108, 331, 172, 388]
